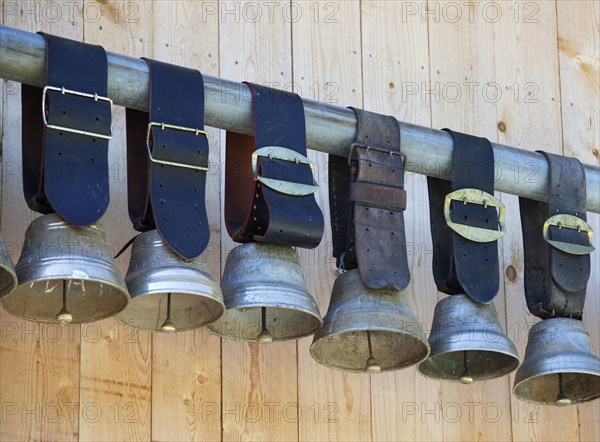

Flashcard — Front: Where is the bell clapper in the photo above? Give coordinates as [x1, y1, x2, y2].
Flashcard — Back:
[257, 307, 273, 343]
[555, 373, 572, 406]
[160, 293, 177, 333]
[56, 280, 73, 325]
[458, 351, 474, 384]
[365, 330, 382, 373]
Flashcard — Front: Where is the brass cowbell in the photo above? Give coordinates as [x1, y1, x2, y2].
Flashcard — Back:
[513, 317, 600, 405]
[209, 242, 323, 342]
[117, 230, 225, 333]
[310, 269, 430, 373]
[0, 234, 17, 298]
[418, 294, 519, 383]
[2, 213, 129, 324]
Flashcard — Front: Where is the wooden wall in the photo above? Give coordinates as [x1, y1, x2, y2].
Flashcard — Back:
[0, 1, 598, 441]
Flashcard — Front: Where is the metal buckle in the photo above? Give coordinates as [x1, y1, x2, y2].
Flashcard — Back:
[146, 122, 209, 171]
[543, 214, 595, 255]
[42, 85, 113, 140]
[444, 188, 506, 243]
[251, 146, 319, 196]
[347, 142, 405, 165]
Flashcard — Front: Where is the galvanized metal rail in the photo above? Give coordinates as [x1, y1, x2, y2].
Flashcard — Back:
[1, 25, 599, 213]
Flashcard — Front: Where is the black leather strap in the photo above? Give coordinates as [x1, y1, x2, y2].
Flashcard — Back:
[519, 151, 591, 319]
[126, 59, 209, 260]
[21, 33, 111, 226]
[224, 83, 324, 248]
[328, 108, 410, 291]
[427, 129, 500, 303]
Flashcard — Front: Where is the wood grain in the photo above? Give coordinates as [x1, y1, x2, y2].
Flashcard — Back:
[218, 1, 298, 440]
[427, 2, 514, 441]
[150, 2, 222, 441]
[360, 2, 442, 441]
[78, 2, 153, 441]
[0, 1, 598, 441]
[0, 2, 83, 440]
[292, 2, 372, 441]
[556, 2, 600, 442]
[493, 1, 580, 440]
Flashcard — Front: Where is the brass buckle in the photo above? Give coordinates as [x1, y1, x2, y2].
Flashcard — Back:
[543, 214, 595, 255]
[146, 122, 209, 171]
[42, 85, 113, 140]
[251, 146, 319, 196]
[444, 188, 506, 243]
[347, 142, 405, 165]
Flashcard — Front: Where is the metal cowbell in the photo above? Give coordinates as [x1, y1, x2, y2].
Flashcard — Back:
[1, 213, 129, 324]
[513, 317, 600, 406]
[0, 234, 17, 298]
[418, 294, 519, 383]
[310, 269, 430, 373]
[209, 242, 323, 342]
[117, 230, 225, 333]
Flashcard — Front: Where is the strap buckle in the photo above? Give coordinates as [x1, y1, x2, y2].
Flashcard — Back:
[444, 188, 506, 242]
[347, 142, 405, 165]
[543, 214, 595, 255]
[146, 122, 209, 171]
[42, 85, 113, 140]
[251, 146, 319, 196]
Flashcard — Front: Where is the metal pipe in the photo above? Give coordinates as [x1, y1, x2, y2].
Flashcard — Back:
[1, 25, 599, 213]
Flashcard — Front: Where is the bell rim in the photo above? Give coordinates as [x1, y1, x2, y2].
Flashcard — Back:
[208, 306, 323, 342]
[512, 371, 600, 405]
[1, 277, 130, 324]
[310, 328, 431, 373]
[117, 291, 226, 332]
[417, 349, 521, 382]
[0, 265, 18, 299]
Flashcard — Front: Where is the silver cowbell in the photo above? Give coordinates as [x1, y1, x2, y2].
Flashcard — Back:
[2, 213, 129, 324]
[513, 317, 600, 406]
[117, 230, 225, 333]
[209, 242, 323, 342]
[310, 269, 430, 373]
[0, 234, 17, 298]
[418, 294, 520, 383]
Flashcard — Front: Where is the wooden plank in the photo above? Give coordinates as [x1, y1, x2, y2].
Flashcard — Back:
[218, 1, 298, 440]
[0, 2, 83, 440]
[78, 2, 153, 441]
[292, 2, 371, 441]
[426, 2, 514, 441]
[360, 2, 442, 441]
[493, 1, 579, 440]
[556, 2, 600, 441]
[150, 2, 222, 441]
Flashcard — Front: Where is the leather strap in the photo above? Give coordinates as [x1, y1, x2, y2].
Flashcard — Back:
[427, 129, 500, 303]
[224, 83, 323, 248]
[21, 33, 111, 226]
[126, 59, 209, 260]
[519, 151, 591, 319]
[329, 108, 410, 291]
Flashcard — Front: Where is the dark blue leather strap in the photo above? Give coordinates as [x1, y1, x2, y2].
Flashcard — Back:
[126, 59, 209, 260]
[21, 33, 111, 226]
[428, 129, 500, 303]
[224, 83, 324, 248]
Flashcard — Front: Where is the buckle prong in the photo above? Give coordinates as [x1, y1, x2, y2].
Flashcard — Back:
[543, 214, 594, 255]
[251, 146, 319, 196]
[42, 85, 113, 140]
[146, 122, 209, 171]
[444, 188, 507, 243]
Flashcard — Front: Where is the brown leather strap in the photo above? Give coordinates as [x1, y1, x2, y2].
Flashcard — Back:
[519, 151, 591, 319]
[328, 108, 410, 291]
